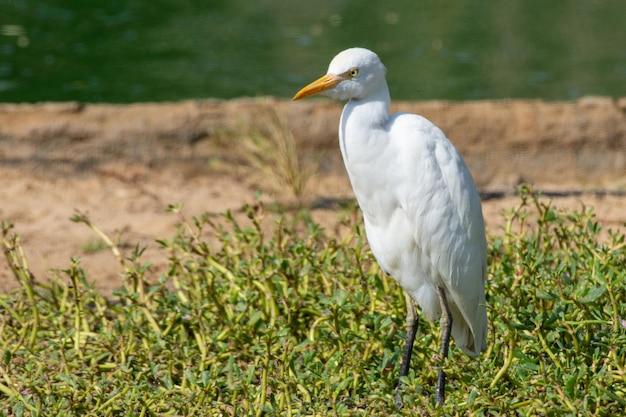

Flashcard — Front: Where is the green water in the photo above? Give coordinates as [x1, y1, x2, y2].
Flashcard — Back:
[1, 0, 625, 103]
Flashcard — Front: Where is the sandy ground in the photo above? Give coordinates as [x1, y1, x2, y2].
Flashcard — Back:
[1, 98, 625, 293]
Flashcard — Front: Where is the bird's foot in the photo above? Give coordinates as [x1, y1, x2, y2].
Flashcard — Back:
[394, 385, 404, 409]
[435, 369, 446, 405]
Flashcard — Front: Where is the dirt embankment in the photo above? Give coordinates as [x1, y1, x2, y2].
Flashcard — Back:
[1, 97, 626, 292]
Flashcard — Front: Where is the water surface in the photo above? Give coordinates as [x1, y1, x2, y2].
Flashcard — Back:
[1, 0, 624, 102]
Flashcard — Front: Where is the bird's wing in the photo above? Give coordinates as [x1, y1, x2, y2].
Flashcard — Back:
[390, 113, 488, 354]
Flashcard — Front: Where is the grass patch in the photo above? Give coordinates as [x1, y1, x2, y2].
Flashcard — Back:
[215, 104, 317, 203]
[80, 239, 109, 254]
[0, 187, 625, 415]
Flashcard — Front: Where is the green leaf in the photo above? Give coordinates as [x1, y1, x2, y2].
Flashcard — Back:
[578, 286, 607, 303]
[184, 368, 196, 384]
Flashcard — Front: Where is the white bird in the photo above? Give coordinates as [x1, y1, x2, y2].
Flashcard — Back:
[293, 48, 487, 407]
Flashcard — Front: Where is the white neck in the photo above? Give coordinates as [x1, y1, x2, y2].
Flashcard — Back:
[339, 84, 391, 163]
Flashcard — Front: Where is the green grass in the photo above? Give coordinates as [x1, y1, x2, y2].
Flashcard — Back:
[0, 187, 625, 416]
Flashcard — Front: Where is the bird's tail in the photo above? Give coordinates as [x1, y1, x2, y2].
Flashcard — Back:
[450, 301, 487, 357]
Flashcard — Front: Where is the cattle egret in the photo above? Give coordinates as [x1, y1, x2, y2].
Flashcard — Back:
[293, 48, 487, 407]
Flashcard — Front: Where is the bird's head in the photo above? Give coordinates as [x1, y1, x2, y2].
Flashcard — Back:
[293, 47, 387, 101]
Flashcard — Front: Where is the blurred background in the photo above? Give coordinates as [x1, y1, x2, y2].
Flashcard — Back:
[1, 0, 625, 103]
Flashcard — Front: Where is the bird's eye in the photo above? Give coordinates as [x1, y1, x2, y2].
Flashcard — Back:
[348, 68, 358, 78]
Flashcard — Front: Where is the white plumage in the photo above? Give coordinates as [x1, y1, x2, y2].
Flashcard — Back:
[294, 47, 487, 406]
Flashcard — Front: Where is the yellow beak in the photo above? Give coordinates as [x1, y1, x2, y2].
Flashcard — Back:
[293, 73, 344, 100]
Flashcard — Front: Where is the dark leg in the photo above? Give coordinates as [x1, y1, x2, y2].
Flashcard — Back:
[395, 292, 419, 409]
[435, 286, 453, 406]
